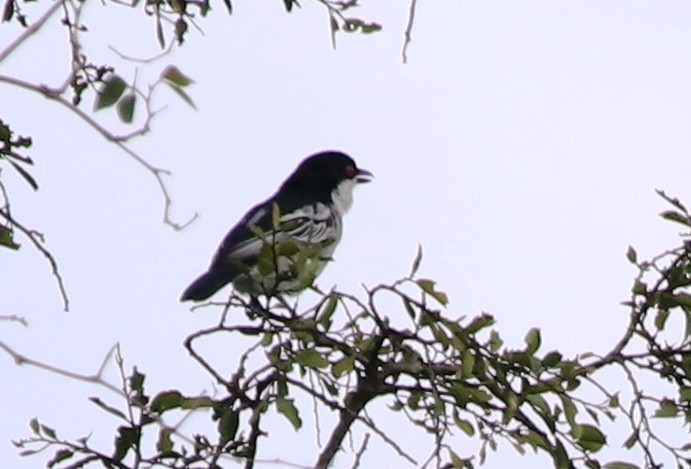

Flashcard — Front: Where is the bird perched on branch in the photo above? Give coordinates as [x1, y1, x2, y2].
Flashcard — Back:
[180, 150, 373, 302]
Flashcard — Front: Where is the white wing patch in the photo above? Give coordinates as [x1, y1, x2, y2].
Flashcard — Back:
[227, 202, 343, 294]
[226, 203, 341, 261]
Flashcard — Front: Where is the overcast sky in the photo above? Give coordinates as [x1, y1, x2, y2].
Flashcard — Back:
[2, 1, 691, 467]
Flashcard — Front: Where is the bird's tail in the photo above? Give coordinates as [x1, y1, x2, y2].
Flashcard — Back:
[180, 269, 231, 301]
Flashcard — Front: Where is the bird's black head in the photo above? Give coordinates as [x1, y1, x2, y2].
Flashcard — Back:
[281, 151, 373, 197]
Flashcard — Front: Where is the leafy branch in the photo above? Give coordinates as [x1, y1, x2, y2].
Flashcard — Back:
[8, 193, 691, 468]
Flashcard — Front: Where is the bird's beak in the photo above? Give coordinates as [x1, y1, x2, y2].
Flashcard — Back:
[356, 168, 374, 184]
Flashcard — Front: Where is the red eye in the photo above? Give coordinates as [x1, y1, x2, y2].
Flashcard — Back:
[345, 165, 356, 178]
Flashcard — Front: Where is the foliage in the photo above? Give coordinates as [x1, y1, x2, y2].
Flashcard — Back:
[11, 194, 691, 468]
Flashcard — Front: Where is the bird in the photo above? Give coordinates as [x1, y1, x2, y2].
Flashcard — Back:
[180, 150, 373, 302]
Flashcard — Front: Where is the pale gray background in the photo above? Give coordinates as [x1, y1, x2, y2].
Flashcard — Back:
[2, 1, 691, 467]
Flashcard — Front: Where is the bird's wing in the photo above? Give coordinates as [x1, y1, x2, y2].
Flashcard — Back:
[211, 200, 338, 269]
[279, 203, 339, 245]
[211, 200, 273, 266]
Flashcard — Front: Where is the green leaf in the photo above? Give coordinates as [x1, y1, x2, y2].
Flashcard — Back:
[295, 349, 329, 369]
[522, 431, 549, 450]
[94, 74, 127, 110]
[150, 390, 183, 413]
[502, 392, 519, 424]
[654, 309, 670, 331]
[156, 428, 174, 455]
[2, 0, 14, 22]
[41, 424, 57, 439]
[29, 418, 40, 435]
[18, 449, 40, 457]
[116, 94, 136, 123]
[360, 21, 382, 34]
[129, 368, 145, 394]
[526, 394, 551, 418]
[113, 426, 138, 461]
[625, 245, 637, 264]
[675, 292, 691, 311]
[417, 278, 435, 293]
[573, 424, 607, 452]
[417, 278, 448, 305]
[654, 399, 678, 418]
[524, 327, 541, 355]
[0, 120, 10, 141]
[174, 17, 188, 44]
[560, 395, 578, 430]
[409, 245, 423, 277]
[454, 416, 475, 437]
[604, 462, 641, 469]
[6, 158, 38, 190]
[276, 397, 302, 430]
[488, 330, 503, 351]
[166, 82, 197, 110]
[542, 351, 562, 367]
[180, 396, 214, 409]
[448, 449, 468, 468]
[461, 349, 475, 378]
[632, 280, 647, 296]
[402, 298, 417, 320]
[680, 387, 691, 402]
[466, 314, 495, 334]
[271, 202, 281, 229]
[622, 431, 638, 449]
[332, 356, 354, 378]
[276, 240, 300, 257]
[262, 332, 274, 346]
[47, 449, 74, 468]
[156, 17, 165, 48]
[660, 210, 691, 227]
[318, 294, 339, 328]
[0, 225, 20, 250]
[217, 408, 239, 444]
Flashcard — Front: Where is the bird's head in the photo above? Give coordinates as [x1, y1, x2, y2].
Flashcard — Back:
[283, 151, 373, 214]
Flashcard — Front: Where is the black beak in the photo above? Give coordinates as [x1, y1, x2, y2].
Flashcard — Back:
[356, 168, 374, 184]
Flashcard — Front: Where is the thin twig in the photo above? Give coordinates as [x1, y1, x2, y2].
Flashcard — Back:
[108, 42, 175, 64]
[350, 433, 370, 469]
[401, 0, 418, 64]
[0, 341, 122, 394]
[0, 206, 70, 311]
[0, 314, 29, 326]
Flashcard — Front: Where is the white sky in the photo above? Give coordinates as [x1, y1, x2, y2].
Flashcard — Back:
[2, 1, 691, 467]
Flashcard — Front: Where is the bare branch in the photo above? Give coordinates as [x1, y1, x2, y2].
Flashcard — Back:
[402, 0, 418, 64]
[0, 204, 70, 311]
[0, 341, 122, 395]
[0, 314, 28, 326]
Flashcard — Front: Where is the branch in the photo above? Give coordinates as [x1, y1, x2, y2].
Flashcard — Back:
[0, 0, 64, 64]
[0, 314, 28, 326]
[0, 341, 122, 395]
[0, 202, 70, 311]
[314, 387, 372, 469]
[401, 0, 418, 64]
[0, 74, 198, 231]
